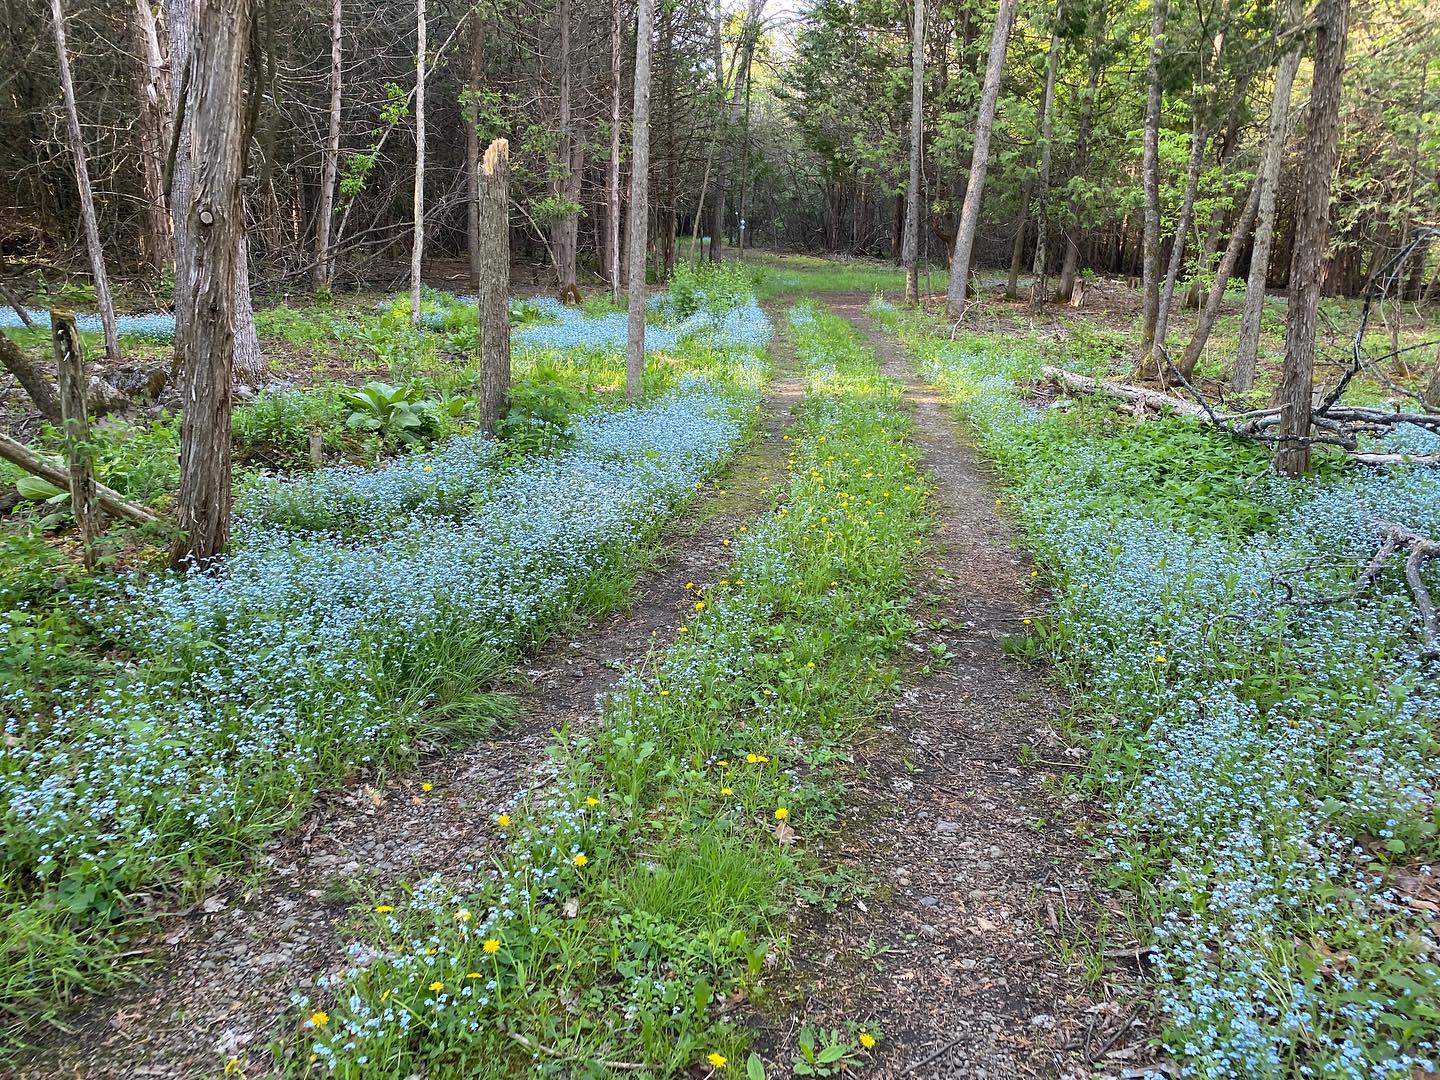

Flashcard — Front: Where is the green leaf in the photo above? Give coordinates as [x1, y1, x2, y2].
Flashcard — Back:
[746, 1054, 766, 1080]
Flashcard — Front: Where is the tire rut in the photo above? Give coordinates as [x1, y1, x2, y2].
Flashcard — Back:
[19, 319, 805, 1080]
[769, 297, 1109, 1080]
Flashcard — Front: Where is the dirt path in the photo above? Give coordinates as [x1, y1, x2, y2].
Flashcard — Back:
[767, 298, 1122, 1079]
[20, 320, 804, 1080]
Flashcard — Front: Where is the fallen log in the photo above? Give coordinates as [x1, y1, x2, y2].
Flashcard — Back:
[0, 429, 163, 526]
[1040, 366, 1214, 418]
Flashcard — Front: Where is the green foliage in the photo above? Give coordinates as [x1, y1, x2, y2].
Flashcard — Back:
[495, 373, 580, 458]
[342, 381, 467, 446]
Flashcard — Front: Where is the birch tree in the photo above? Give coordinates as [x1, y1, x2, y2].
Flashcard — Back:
[608, 0, 624, 299]
[477, 139, 510, 433]
[1137, 0, 1168, 362]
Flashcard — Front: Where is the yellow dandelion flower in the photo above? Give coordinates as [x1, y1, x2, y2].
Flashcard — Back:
[1154, 655, 1167, 663]
[694, 601, 706, 612]
[573, 853, 589, 867]
[717, 759, 729, 767]
[455, 908, 471, 922]
[496, 814, 511, 828]
[746, 753, 759, 764]
[585, 796, 600, 807]
[659, 689, 671, 697]
[859, 1032, 876, 1049]
[466, 971, 484, 979]
[309, 1010, 329, 1028]
[483, 938, 501, 954]
[375, 904, 394, 913]
[707, 1052, 728, 1068]
[721, 787, 734, 796]
[774, 807, 789, 821]
[429, 981, 444, 993]
[420, 782, 433, 793]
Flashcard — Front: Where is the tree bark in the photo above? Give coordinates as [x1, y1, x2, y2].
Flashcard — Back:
[551, 0, 581, 299]
[51, 313, 101, 567]
[166, 0, 263, 384]
[1423, 348, 1440, 411]
[170, 0, 256, 566]
[477, 139, 510, 434]
[1148, 110, 1208, 366]
[1234, 0, 1302, 392]
[625, 0, 656, 398]
[1138, 0, 1168, 358]
[0, 430, 160, 525]
[314, 0, 342, 291]
[134, 0, 174, 275]
[945, 0, 1017, 317]
[1274, 0, 1350, 478]
[1029, 1, 1062, 296]
[409, 0, 426, 328]
[608, 0, 624, 299]
[1176, 169, 1262, 377]
[901, 0, 925, 304]
[50, 0, 121, 362]
[1006, 183, 1030, 299]
[0, 331, 63, 422]
[465, 12, 482, 292]
[1056, 60, 1101, 302]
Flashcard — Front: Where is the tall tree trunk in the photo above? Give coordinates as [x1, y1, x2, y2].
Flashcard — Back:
[1147, 111, 1208, 369]
[1029, 0, 1062, 296]
[1057, 59, 1101, 301]
[708, 0, 725, 263]
[1006, 183, 1030, 299]
[171, 0, 255, 567]
[1177, 170, 1262, 377]
[1138, 0, 1168, 358]
[167, 0, 263, 383]
[945, 0, 1017, 317]
[901, 0, 925, 304]
[51, 314, 101, 567]
[464, 13, 482, 291]
[608, 0, 623, 299]
[134, 0, 174, 275]
[409, 0, 426, 327]
[49, 0, 121, 362]
[0, 332, 63, 422]
[1233, 0, 1301, 392]
[1274, 0, 1349, 478]
[314, 0, 342, 290]
[1423, 348, 1440, 411]
[551, 0, 581, 298]
[477, 139, 510, 433]
[625, 0, 656, 399]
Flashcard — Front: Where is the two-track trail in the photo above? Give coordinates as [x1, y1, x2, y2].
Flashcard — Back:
[764, 297, 1125, 1079]
[19, 315, 804, 1080]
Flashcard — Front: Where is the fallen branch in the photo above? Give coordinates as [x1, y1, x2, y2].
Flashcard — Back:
[1040, 366, 1211, 418]
[0, 430, 163, 526]
[1296, 523, 1440, 655]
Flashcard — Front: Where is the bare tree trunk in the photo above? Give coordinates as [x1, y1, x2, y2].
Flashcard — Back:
[1030, 1, 1062, 295]
[1424, 349, 1440, 411]
[49, 0, 121, 362]
[551, 0, 581, 299]
[1, 332, 63, 422]
[1176, 170, 1262, 377]
[167, 0, 263, 384]
[1148, 111, 1208, 366]
[409, 0, 426, 327]
[902, 0, 925, 305]
[465, 13, 482, 292]
[314, 0, 342, 291]
[625, 0, 656, 399]
[51, 314, 101, 567]
[477, 139, 510, 433]
[1274, 0, 1349, 478]
[1056, 60, 1100, 301]
[0, 430, 159, 524]
[1006, 183, 1030, 299]
[945, 0, 1016, 317]
[134, 0, 174, 275]
[1234, 0, 1302, 392]
[1138, 0, 1168, 360]
[608, 0, 623, 299]
[171, 0, 256, 567]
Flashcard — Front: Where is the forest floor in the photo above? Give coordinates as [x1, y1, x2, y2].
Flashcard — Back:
[16, 315, 806, 1080]
[752, 297, 1146, 1079]
[11, 286, 1153, 1079]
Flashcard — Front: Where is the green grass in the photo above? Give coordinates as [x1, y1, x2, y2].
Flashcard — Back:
[748, 253, 949, 301]
[277, 303, 922, 1078]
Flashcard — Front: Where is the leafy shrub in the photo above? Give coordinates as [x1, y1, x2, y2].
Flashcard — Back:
[233, 386, 351, 467]
[496, 375, 581, 458]
[343, 381, 468, 446]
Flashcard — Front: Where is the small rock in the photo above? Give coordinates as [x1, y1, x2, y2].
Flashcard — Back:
[936, 820, 960, 835]
[919, 924, 942, 941]
[1030, 1014, 1056, 1030]
[918, 896, 940, 909]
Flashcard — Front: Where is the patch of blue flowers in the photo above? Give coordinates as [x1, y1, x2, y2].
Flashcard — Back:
[890, 310, 1440, 1079]
[0, 307, 177, 343]
[0, 374, 760, 962]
